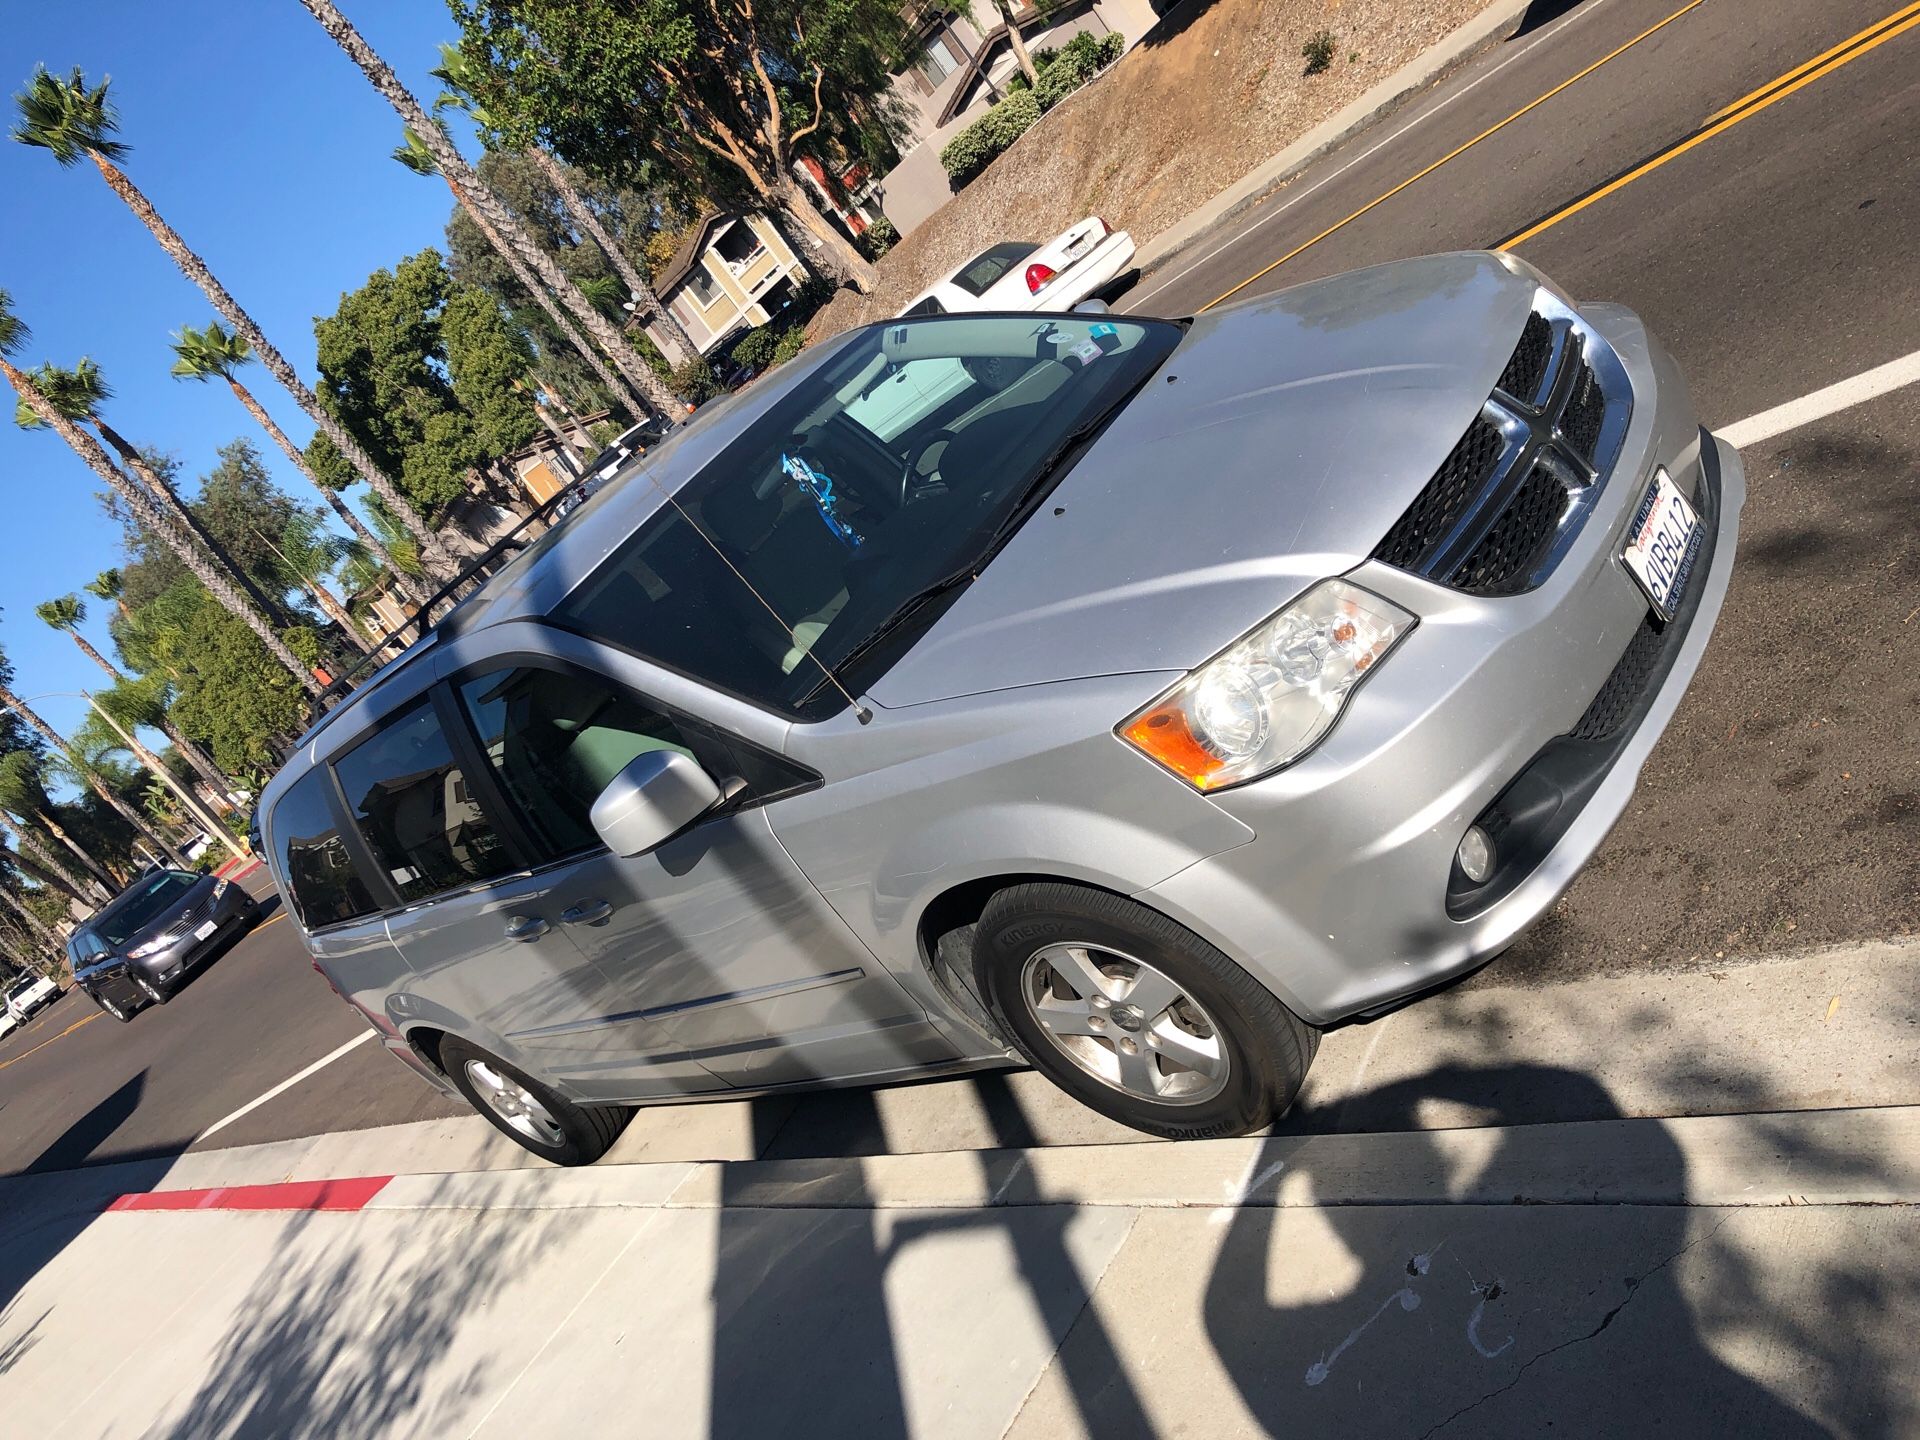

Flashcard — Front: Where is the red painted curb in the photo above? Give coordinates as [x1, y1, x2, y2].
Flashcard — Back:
[106, 1175, 393, 1213]
[214, 856, 264, 882]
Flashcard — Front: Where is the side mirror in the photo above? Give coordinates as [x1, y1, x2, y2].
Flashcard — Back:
[589, 750, 722, 857]
[1072, 298, 1111, 315]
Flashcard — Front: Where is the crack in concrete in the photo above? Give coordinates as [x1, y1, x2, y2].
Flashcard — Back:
[1416, 1213, 1737, 1439]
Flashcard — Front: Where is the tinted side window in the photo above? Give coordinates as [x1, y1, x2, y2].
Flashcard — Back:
[954, 242, 1036, 296]
[274, 769, 377, 928]
[455, 667, 698, 859]
[333, 701, 515, 904]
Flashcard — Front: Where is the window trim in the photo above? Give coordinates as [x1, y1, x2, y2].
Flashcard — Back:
[439, 650, 821, 873]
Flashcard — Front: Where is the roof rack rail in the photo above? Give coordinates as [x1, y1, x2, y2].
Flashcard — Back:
[304, 486, 571, 725]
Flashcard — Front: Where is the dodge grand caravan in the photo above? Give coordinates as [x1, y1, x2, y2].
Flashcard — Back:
[259, 253, 1742, 1164]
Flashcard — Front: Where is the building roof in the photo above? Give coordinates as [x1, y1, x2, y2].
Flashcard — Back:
[654, 212, 744, 294]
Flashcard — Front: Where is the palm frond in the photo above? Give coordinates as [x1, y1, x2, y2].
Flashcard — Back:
[10, 67, 129, 167]
[0, 288, 27, 358]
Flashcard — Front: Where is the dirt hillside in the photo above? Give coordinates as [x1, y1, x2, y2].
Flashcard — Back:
[813, 0, 1491, 337]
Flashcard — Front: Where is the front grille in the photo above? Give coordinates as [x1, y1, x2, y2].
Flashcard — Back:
[1569, 612, 1673, 741]
[1372, 294, 1628, 596]
[1496, 313, 1553, 404]
[158, 897, 212, 943]
[1374, 416, 1505, 569]
[1448, 463, 1569, 595]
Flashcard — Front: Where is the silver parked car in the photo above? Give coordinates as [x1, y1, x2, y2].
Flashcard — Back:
[260, 253, 1742, 1164]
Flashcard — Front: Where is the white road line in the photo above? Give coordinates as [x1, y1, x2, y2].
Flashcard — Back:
[1720, 348, 1920, 449]
[195, 1028, 378, 1142]
[1129, 0, 1600, 309]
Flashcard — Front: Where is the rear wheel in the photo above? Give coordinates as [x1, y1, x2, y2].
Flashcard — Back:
[973, 883, 1318, 1140]
[440, 1036, 631, 1166]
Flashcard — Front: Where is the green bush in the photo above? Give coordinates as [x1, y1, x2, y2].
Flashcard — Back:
[671, 357, 720, 405]
[1302, 30, 1336, 76]
[940, 89, 1042, 186]
[1035, 31, 1125, 110]
[862, 216, 898, 260]
[771, 328, 808, 365]
[731, 325, 781, 371]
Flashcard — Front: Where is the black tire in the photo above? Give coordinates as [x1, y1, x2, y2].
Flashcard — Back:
[439, 1035, 631, 1166]
[973, 883, 1319, 1140]
[93, 989, 134, 1024]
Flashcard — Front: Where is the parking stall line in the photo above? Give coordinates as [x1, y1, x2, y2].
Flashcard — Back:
[194, 1028, 378, 1143]
[1719, 349, 1920, 449]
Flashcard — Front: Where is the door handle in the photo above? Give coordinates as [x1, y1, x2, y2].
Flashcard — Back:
[504, 914, 550, 943]
[559, 899, 615, 928]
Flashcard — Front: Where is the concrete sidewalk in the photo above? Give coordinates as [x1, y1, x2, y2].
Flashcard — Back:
[3, 1099, 1916, 1438]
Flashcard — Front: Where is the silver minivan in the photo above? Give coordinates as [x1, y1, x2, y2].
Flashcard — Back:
[260, 253, 1742, 1164]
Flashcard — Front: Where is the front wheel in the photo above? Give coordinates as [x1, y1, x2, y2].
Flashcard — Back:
[135, 975, 169, 1006]
[440, 1036, 631, 1166]
[93, 989, 134, 1024]
[973, 884, 1318, 1140]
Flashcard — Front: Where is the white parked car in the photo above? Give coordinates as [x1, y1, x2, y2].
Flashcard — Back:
[5, 972, 60, 1023]
[0, 1009, 16, 1040]
[899, 217, 1136, 317]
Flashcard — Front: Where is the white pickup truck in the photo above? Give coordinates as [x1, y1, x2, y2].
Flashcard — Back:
[5, 972, 60, 1024]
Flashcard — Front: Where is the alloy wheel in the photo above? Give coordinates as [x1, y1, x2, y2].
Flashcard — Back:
[465, 1060, 566, 1146]
[1019, 943, 1230, 1105]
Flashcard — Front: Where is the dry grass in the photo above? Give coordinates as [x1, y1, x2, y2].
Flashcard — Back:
[813, 0, 1491, 338]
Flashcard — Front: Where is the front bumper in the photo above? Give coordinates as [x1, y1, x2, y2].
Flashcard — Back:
[1139, 310, 1744, 1025]
[133, 884, 258, 988]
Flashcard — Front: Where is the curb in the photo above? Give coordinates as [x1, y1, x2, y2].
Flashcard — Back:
[95, 1105, 1920, 1218]
[1131, 0, 1535, 280]
[214, 856, 263, 882]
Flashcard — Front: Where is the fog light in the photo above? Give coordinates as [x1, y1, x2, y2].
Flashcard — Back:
[1456, 825, 1495, 884]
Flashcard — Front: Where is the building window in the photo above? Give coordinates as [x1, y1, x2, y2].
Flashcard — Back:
[687, 263, 723, 306]
[714, 221, 765, 270]
[915, 28, 961, 89]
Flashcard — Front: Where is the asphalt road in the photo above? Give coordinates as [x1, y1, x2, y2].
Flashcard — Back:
[0, 0, 1913, 1178]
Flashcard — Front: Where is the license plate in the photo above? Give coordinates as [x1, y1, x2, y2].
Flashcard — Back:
[1622, 468, 1702, 620]
[193, 920, 218, 940]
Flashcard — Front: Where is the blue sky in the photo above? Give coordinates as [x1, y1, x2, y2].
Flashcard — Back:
[0, 2, 477, 770]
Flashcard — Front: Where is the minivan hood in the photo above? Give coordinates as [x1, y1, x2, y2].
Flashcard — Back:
[869, 252, 1539, 708]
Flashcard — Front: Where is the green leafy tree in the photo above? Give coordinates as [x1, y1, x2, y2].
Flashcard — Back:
[395, 128, 657, 420]
[313, 249, 489, 518]
[449, 0, 911, 291]
[438, 285, 544, 461]
[12, 66, 463, 584]
[431, 41, 698, 366]
[170, 319, 430, 609]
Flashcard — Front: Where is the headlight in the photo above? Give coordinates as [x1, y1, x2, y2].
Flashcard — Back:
[129, 937, 170, 959]
[212, 878, 230, 900]
[1119, 579, 1414, 790]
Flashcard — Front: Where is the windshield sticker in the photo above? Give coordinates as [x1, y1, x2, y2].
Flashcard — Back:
[782, 453, 865, 549]
[1065, 338, 1105, 368]
[1090, 322, 1119, 341]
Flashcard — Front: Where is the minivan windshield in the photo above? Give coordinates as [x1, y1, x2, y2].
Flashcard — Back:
[88, 870, 198, 947]
[556, 313, 1181, 717]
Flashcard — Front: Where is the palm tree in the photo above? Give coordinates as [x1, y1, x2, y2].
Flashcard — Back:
[85, 569, 129, 623]
[11, 67, 464, 586]
[0, 750, 119, 895]
[78, 687, 247, 859]
[0, 656, 187, 867]
[258, 514, 375, 655]
[34, 594, 238, 796]
[17, 357, 291, 628]
[0, 806, 101, 914]
[0, 290, 325, 698]
[168, 319, 433, 610]
[992, 0, 1042, 84]
[291, 2, 678, 416]
[0, 873, 67, 946]
[393, 128, 654, 421]
[429, 42, 698, 368]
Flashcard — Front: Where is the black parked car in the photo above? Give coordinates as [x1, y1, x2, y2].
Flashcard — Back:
[67, 870, 262, 1021]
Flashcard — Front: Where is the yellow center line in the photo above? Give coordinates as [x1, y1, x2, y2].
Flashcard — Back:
[254, 910, 286, 932]
[1700, 0, 1920, 124]
[1196, 0, 1709, 312]
[0, 1010, 100, 1072]
[1504, 4, 1920, 247]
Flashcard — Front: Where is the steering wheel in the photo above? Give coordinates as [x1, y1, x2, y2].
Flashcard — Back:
[899, 428, 959, 506]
